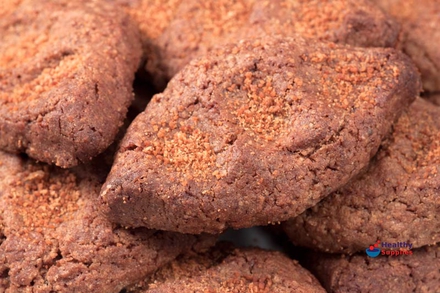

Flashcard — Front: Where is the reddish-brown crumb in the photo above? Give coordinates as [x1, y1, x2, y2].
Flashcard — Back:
[249, 0, 398, 47]
[0, 0, 22, 18]
[283, 98, 440, 253]
[145, 0, 399, 87]
[0, 0, 142, 167]
[128, 245, 326, 293]
[9, 166, 81, 230]
[101, 36, 420, 234]
[371, 0, 440, 92]
[142, 116, 217, 181]
[108, 0, 182, 43]
[0, 151, 214, 293]
[1, 56, 80, 104]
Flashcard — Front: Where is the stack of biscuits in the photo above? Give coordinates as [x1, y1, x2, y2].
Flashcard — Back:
[1, 0, 438, 292]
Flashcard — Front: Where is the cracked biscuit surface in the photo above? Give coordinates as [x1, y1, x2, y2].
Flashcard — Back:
[283, 98, 440, 254]
[305, 244, 440, 293]
[101, 36, 420, 234]
[130, 245, 326, 292]
[145, 0, 399, 88]
[0, 0, 142, 167]
[0, 151, 213, 293]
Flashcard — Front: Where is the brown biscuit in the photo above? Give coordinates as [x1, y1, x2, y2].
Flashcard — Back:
[101, 36, 420, 234]
[107, 0, 182, 50]
[371, 0, 440, 92]
[132, 245, 326, 292]
[283, 98, 440, 253]
[0, 151, 214, 293]
[0, 0, 142, 167]
[111, 0, 181, 39]
[145, 0, 256, 88]
[425, 93, 440, 107]
[146, 0, 399, 88]
[248, 0, 399, 47]
[305, 245, 440, 293]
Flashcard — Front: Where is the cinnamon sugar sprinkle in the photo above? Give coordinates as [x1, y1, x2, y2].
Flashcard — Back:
[8, 165, 80, 233]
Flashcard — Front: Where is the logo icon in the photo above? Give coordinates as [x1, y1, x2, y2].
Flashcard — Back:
[366, 240, 381, 258]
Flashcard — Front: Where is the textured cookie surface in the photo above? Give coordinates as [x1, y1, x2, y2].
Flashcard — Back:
[372, 0, 440, 92]
[108, 0, 181, 51]
[0, 151, 212, 293]
[305, 245, 440, 293]
[146, 0, 398, 87]
[0, 0, 22, 18]
[101, 36, 420, 234]
[283, 98, 440, 253]
[137, 246, 326, 292]
[0, 0, 142, 167]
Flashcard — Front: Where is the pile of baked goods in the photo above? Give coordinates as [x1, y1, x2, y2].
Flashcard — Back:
[1, 0, 438, 292]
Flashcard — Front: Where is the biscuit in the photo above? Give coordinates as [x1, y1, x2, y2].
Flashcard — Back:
[131, 245, 326, 292]
[425, 93, 440, 107]
[283, 98, 440, 253]
[0, 151, 214, 293]
[305, 245, 440, 293]
[146, 0, 399, 88]
[0, 0, 142, 167]
[101, 36, 420, 234]
[249, 0, 399, 47]
[371, 0, 440, 92]
[108, 0, 181, 50]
